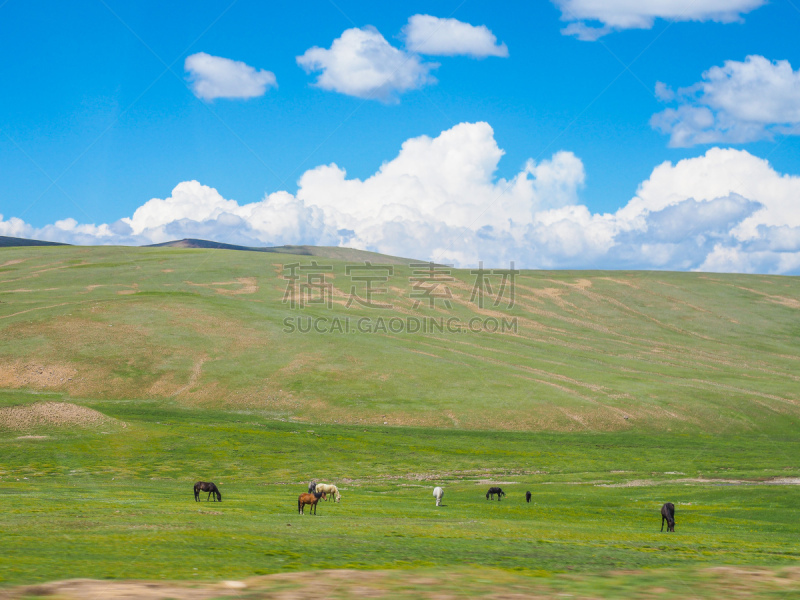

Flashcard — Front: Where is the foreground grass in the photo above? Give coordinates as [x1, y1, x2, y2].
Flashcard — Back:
[2, 395, 798, 585]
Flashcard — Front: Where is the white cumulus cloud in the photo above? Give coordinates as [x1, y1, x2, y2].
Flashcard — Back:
[552, 0, 765, 40]
[185, 52, 277, 101]
[6, 125, 800, 275]
[402, 15, 508, 58]
[651, 55, 800, 146]
[296, 26, 437, 102]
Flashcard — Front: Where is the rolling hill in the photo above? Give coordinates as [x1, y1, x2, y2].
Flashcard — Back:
[0, 244, 798, 432]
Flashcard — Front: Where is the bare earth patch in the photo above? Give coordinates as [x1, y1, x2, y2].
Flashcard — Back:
[0, 259, 27, 268]
[0, 402, 120, 430]
[0, 361, 77, 388]
[185, 278, 258, 295]
[597, 477, 800, 487]
[476, 480, 519, 485]
[0, 578, 244, 600]
[734, 285, 800, 309]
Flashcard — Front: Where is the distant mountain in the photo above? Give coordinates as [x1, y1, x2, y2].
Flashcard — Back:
[146, 238, 274, 252]
[0, 235, 68, 248]
[0, 235, 416, 264]
[146, 238, 415, 265]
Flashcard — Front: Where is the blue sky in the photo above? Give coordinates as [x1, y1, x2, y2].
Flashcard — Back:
[2, 1, 800, 272]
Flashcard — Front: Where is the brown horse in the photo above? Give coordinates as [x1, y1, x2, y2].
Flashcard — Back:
[661, 502, 675, 532]
[298, 490, 325, 514]
[194, 481, 222, 502]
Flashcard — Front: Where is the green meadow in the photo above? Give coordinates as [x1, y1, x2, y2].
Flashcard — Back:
[1, 245, 799, 596]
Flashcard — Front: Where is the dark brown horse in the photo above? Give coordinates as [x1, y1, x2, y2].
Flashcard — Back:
[486, 487, 505, 500]
[298, 490, 325, 514]
[661, 502, 675, 532]
[526, 491, 532, 503]
[194, 481, 222, 502]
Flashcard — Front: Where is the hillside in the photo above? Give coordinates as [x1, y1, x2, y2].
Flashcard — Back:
[1, 244, 799, 432]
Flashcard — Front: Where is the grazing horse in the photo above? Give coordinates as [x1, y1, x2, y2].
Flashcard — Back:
[486, 487, 505, 500]
[526, 491, 532, 503]
[315, 483, 341, 502]
[298, 490, 325, 514]
[194, 481, 222, 502]
[308, 480, 317, 493]
[661, 502, 675, 532]
[433, 486, 444, 506]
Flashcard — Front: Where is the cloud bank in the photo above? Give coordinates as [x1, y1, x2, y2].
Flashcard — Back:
[297, 26, 437, 102]
[652, 55, 800, 147]
[4, 123, 800, 274]
[553, 0, 765, 40]
[402, 15, 508, 58]
[185, 52, 277, 101]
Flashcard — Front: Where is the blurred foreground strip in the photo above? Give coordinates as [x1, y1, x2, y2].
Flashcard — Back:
[2, 566, 800, 599]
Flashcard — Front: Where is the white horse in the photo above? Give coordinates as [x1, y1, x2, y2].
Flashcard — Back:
[315, 483, 341, 502]
[433, 486, 443, 506]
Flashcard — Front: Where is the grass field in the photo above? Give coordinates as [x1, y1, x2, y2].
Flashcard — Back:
[1, 246, 799, 596]
[1, 392, 799, 590]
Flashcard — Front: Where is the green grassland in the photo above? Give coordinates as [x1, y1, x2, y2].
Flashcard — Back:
[1, 396, 799, 586]
[1, 246, 799, 595]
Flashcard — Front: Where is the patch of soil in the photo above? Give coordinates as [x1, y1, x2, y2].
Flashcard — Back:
[0, 402, 121, 430]
[185, 277, 258, 295]
[476, 480, 519, 485]
[0, 259, 27, 268]
[0, 578, 245, 600]
[0, 361, 77, 388]
[596, 477, 800, 488]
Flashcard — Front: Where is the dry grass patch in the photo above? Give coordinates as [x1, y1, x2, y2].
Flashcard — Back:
[185, 277, 258, 295]
[0, 401, 120, 430]
[0, 361, 77, 389]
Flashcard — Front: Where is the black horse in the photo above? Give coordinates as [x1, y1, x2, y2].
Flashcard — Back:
[194, 481, 222, 502]
[526, 491, 532, 503]
[486, 486, 506, 500]
[308, 480, 317, 493]
[661, 502, 675, 532]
